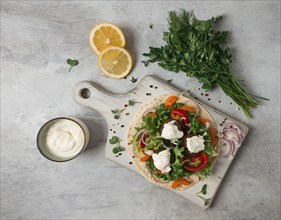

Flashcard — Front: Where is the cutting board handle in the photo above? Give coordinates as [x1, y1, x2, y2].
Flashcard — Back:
[73, 81, 131, 112]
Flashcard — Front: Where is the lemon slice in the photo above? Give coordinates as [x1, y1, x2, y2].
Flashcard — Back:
[98, 46, 132, 79]
[89, 22, 126, 55]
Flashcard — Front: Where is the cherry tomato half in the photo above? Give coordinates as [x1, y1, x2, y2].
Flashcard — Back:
[183, 153, 208, 172]
[171, 109, 189, 127]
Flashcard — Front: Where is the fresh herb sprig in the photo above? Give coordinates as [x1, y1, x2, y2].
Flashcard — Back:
[109, 136, 123, 154]
[196, 184, 210, 206]
[111, 108, 125, 119]
[128, 100, 141, 106]
[143, 9, 261, 118]
[67, 59, 79, 72]
[131, 77, 138, 83]
[197, 184, 207, 195]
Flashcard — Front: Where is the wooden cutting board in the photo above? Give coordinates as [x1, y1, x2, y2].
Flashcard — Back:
[73, 75, 248, 209]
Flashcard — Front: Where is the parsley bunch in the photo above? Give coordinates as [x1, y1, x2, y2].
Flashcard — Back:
[143, 10, 259, 118]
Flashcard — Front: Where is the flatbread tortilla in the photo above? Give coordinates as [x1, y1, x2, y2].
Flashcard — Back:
[126, 94, 220, 190]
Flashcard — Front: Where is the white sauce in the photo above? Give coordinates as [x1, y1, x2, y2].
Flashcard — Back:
[44, 119, 84, 157]
[161, 120, 184, 143]
[205, 122, 210, 129]
[145, 150, 154, 156]
[186, 135, 205, 153]
[152, 149, 171, 173]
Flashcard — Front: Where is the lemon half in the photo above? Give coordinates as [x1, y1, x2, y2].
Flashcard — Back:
[89, 22, 126, 55]
[98, 46, 132, 79]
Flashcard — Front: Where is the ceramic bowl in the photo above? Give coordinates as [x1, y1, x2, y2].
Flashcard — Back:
[37, 117, 90, 162]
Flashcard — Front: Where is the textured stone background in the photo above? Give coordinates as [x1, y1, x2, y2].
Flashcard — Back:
[1, 1, 280, 219]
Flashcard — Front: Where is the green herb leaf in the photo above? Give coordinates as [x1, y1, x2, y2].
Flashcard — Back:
[141, 60, 149, 67]
[131, 77, 138, 83]
[109, 136, 123, 154]
[112, 146, 122, 154]
[111, 108, 125, 120]
[111, 109, 119, 114]
[196, 184, 207, 195]
[149, 24, 153, 29]
[109, 136, 119, 144]
[128, 100, 141, 106]
[67, 59, 79, 72]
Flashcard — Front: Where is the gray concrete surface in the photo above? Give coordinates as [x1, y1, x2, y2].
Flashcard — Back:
[1, 1, 280, 219]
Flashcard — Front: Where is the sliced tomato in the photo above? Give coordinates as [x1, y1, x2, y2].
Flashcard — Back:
[183, 153, 208, 172]
[165, 95, 177, 109]
[171, 109, 189, 127]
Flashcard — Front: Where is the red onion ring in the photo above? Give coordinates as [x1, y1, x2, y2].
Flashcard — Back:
[141, 130, 148, 145]
[142, 108, 156, 116]
[220, 138, 235, 158]
[138, 138, 143, 149]
[185, 101, 200, 117]
[135, 128, 146, 139]
[223, 128, 242, 144]
[220, 123, 243, 138]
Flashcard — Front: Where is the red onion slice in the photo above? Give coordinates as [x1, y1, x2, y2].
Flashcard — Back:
[135, 128, 146, 139]
[223, 128, 242, 144]
[184, 101, 200, 117]
[142, 108, 156, 116]
[138, 138, 143, 149]
[220, 138, 235, 158]
[220, 123, 243, 138]
[141, 130, 148, 145]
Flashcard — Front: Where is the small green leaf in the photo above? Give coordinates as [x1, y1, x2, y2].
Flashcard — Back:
[131, 77, 138, 83]
[196, 184, 207, 195]
[67, 59, 79, 72]
[112, 146, 122, 154]
[128, 100, 141, 106]
[109, 136, 119, 144]
[141, 60, 149, 67]
[149, 24, 153, 29]
[111, 108, 125, 120]
[111, 109, 119, 114]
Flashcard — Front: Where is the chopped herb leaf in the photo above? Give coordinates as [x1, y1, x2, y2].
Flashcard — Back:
[111, 108, 125, 119]
[149, 24, 153, 29]
[141, 60, 149, 67]
[128, 100, 141, 106]
[131, 77, 138, 83]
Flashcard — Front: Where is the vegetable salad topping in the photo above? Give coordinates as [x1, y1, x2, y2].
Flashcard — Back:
[130, 95, 218, 185]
